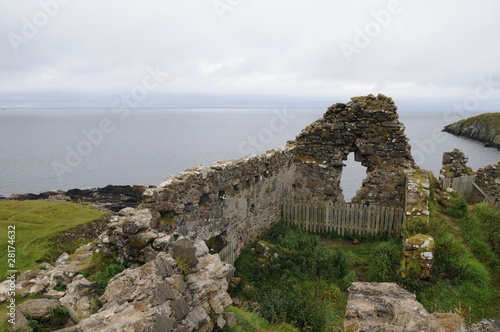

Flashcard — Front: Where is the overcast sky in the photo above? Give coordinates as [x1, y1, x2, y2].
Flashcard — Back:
[1, 0, 500, 110]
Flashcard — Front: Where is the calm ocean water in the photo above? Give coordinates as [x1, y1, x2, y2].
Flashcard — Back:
[0, 108, 498, 200]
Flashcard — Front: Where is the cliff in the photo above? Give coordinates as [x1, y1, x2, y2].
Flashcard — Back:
[443, 113, 500, 148]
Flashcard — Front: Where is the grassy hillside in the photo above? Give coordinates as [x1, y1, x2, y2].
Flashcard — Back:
[0, 200, 106, 279]
[444, 113, 500, 147]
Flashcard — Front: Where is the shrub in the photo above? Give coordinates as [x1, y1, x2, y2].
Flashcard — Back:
[26, 306, 70, 331]
[174, 255, 192, 275]
[473, 205, 500, 258]
[93, 262, 126, 290]
[444, 195, 469, 218]
[367, 240, 402, 282]
[53, 280, 67, 292]
[81, 252, 126, 291]
[233, 224, 349, 330]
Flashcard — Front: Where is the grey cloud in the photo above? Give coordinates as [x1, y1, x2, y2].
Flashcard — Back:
[1, 0, 499, 109]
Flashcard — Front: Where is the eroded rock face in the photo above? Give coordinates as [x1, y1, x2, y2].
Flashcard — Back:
[68, 240, 232, 332]
[60, 276, 101, 322]
[345, 282, 465, 332]
[443, 112, 500, 148]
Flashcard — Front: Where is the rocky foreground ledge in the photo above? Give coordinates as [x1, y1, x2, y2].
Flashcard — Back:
[345, 282, 500, 332]
[443, 113, 500, 148]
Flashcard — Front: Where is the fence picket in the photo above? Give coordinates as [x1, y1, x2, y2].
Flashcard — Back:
[282, 200, 403, 237]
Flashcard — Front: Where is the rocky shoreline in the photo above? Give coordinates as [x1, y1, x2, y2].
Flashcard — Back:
[443, 113, 500, 148]
[0, 185, 149, 212]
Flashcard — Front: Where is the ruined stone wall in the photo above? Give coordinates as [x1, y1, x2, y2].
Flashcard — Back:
[139, 95, 418, 255]
[474, 162, 500, 205]
[142, 147, 297, 253]
[440, 149, 473, 178]
[291, 94, 417, 207]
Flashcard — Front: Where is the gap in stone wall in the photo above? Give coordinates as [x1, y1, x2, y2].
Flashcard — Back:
[340, 152, 367, 202]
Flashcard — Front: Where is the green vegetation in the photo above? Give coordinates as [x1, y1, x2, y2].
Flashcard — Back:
[225, 306, 299, 332]
[53, 280, 67, 292]
[232, 224, 351, 331]
[0, 200, 106, 279]
[26, 305, 70, 332]
[81, 251, 126, 292]
[230, 192, 500, 330]
[174, 255, 193, 275]
[371, 193, 499, 324]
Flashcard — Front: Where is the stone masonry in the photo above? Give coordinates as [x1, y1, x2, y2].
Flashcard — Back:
[141, 94, 419, 258]
[291, 93, 417, 207]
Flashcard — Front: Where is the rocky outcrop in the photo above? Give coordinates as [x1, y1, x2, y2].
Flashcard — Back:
[59, 276, 101, 323]
[66, 240, 232, 332]
[5, 218, 234, 332]
[345, 282, 465, 331]
[443, 113, 500, 148]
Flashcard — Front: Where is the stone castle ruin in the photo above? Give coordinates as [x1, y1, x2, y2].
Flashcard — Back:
[141, 94, 417, 258]
[8, 94, 499, 331]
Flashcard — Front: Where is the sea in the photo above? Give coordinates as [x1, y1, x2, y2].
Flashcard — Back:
[0, 108, 498, 201]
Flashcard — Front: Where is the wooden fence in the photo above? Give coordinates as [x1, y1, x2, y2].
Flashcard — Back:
[442, 175, 498, 209]
[218, 242, 236, 283]
[282, 199, 404, 237]
[442, 175, 477, 200]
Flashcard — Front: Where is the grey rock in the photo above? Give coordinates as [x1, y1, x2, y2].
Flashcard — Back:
[60, 277, 100, 322]
[225, 312, 237, 328]
[55, 252, 71, 266]
[467, 319, 500, 332]
[13, 312, 31, 331]
[45, 289, 66, 300]
[127, 230, 158, 249]
[18, 298, 61, 319]
[345, 282, 465, 332]
[152, 234, 173, 250]
[171, 298, 189, 320]
[170, 238, 198, 266]
[122, 209, 154, 234]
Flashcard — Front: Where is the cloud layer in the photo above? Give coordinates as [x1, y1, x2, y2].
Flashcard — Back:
[1, 0, 500, 110]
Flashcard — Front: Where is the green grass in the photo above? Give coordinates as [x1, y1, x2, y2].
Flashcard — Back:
[231, 199, 500, 329]
[400, 198, 500, 324]
[224, 306, 299, 332]
[0, 200, 106, 279]
[80, 251, 126, 292]
[232, 224, 353, 331]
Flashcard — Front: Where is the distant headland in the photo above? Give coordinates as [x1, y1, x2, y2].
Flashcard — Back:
[443, 112, 500, 148]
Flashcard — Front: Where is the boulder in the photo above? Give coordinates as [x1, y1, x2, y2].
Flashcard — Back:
[152, 234, 173, 250]
[345, 282, 466, 332]
[65, 240, 232, 331]
[18, 298, 61, 319]
[122, 209, 154, 234]
[60, 277, 100, 322]
[466, 319, 500, 332]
